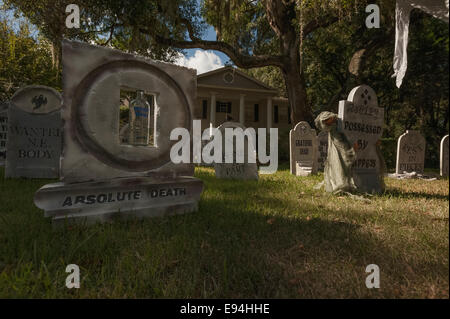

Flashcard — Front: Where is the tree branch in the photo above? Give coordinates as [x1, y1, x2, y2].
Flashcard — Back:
[139, 28, 285, 69]
[302, 16, 339, 38]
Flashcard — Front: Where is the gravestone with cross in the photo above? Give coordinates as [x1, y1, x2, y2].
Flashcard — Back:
[290, 121, 318, 176]
[395, 130, 426, 174]
[338, 85, 385, 194]
[0, 102, 8, 166]
[5, 86, 62, 178]
[441, 135, 449, 177]
[316, 130, 328, 172]
[34, 40, 203, 226]
[214, 121, 259, 180]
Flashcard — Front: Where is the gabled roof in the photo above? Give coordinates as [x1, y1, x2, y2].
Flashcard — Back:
[197, 66, 278, 94]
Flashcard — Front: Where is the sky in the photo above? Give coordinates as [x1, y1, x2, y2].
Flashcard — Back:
[174, 26, 231, 74]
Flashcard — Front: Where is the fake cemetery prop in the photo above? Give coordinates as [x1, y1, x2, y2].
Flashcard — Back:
[5, 86, 62, 178]
[213, 122, 259, 180]
[315, 111, 357, 194]
[316, 130, 328, 172]
[393, 0, 449, 87]
[338, 85, 385, 194]
[0, 102, 7, 166]
[440, 135, 449, 177]
[395, 130, 426, 174]
[33, 40, 203, 225]
[290, 121, 317, 176]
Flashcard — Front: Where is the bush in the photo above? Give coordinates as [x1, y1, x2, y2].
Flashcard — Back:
[380, 138, 397, 170]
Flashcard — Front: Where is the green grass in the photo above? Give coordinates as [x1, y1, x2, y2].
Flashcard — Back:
[0, 165, 448, 298]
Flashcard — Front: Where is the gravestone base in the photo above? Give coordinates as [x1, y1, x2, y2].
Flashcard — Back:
[34, 176, 203, 226]
[214, 162, 259, 180]
[353, 170, 383, 194]
[295, 161, 316, 176]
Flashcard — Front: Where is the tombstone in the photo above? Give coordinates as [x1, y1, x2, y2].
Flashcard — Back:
[214, 121, 259, 180]
[316, 130, 328, 172]
[0, 102, 8, 166]
[338, 85, 385, 194]
[290, 121, 317, 176]
[440, 135, 449, 177]
[395, 130, 426, 174]
[33, 40, 203, 226]
[5, 86, 62, 178]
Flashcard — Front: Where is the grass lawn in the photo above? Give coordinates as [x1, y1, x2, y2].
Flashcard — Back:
[0, 165, 448, 298]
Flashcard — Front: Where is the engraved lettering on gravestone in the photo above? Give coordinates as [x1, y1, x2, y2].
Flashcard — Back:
[290, 121, 317, 176]
[316, 131, 328, 172]
[32, 94, 47, 111]
[396, 130, 426, 174]
[338, 85, 385, 194]
[214, 122, 258, 180]
[5, 85, 62, 179]
[33, 40, 203, 226]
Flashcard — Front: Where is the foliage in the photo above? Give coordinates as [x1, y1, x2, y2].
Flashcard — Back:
[380, 138, 397, 170]
[0, 15, 60, 100]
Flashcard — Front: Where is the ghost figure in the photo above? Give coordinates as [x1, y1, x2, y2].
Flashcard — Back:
[315, 112, 358, 194]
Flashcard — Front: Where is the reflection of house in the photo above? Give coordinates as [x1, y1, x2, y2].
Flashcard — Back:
[194, 66, 290, 132]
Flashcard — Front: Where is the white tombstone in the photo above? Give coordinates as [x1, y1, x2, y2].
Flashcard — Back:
[33, 40, 203, 226]
[395, 130, 426, 174]
[440, 135, 449, 177]
[5, 86, 62, 178]
[338, 85, 385, 194]
[214, 121, 258, 180]
[316, 130, 328, 172]
[0, 102, 8, 166]
[290, 121, 317, 176]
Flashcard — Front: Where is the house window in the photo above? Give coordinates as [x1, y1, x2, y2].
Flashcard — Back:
[288, 106, 291, 124]
[216, 101, 231, 113]
[202, 100, 208, 119]
[274, 105, 279, 123]
[254, 104, 259, 122]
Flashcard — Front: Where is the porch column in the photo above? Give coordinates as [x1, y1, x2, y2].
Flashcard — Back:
[239, 94, 245, 125]
[266, 97, 272, 128]
[210, 92, 216, 135]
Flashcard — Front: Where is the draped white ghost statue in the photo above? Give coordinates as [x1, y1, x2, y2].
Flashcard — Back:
[393, 0, 449, 88]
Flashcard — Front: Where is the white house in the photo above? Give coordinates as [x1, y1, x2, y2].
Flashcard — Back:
[194, 66, 291, 133]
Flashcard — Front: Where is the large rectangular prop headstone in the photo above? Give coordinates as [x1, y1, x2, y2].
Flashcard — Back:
[395, 130, 426, 174]
[0, 102, 7, 166]
[34, 40, 203, 226]
[290, 121, 317, 176]
[214, 122, 259, 180]
[440, 135, 449, 177]
[316, 130, 328, 172]
[5, 86, 62, 178]
[338, 85, 385, 194]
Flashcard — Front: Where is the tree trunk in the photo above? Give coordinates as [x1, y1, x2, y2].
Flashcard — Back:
[282, 67, 311, 125]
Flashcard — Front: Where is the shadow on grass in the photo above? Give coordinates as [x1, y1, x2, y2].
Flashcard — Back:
[0, 167, 448, 298]
[383, 188, 449, 201]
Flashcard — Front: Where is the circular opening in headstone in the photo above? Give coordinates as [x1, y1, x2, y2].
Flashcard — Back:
[71, 60, 192, 172]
